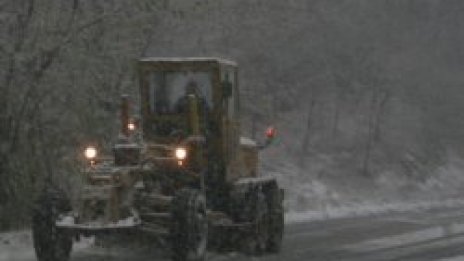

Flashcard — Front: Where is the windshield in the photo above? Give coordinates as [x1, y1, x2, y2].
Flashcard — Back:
[148, 71, 213, 114]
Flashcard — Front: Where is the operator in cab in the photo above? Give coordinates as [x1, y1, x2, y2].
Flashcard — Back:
[175, 80, 209, 114]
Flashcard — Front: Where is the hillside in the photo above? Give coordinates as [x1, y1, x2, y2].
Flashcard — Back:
[1, 0, 464, 228]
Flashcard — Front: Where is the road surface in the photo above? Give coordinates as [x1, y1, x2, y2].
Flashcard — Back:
[3, 205, 464, 261]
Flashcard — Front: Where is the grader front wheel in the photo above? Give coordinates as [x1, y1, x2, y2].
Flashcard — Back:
[32, 188, 73, 261]
[170, 189, 208, 261]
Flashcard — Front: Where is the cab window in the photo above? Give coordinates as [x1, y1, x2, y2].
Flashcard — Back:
[148, 71, 213, 114]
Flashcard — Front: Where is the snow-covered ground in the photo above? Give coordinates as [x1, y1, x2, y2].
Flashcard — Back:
[0, 231, 94, 261]
[0, 231, 34, 261]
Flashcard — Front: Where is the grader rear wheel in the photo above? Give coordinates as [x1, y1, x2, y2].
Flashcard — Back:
[266, 186, 284, 253]
[243, 190, 269, 255]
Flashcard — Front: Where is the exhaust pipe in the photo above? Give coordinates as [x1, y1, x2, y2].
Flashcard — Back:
[188, 94, 200, 136]
[120, 95, 129, 137]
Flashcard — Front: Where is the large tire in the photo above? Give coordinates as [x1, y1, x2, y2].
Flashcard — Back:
[266, 186, 284, 253]
[170, 189, 208, 261]
[32, 187, 73, 261]
[243, 190, 269, 255]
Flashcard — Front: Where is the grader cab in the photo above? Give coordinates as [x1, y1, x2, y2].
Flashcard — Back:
[32, 58, 284, 261]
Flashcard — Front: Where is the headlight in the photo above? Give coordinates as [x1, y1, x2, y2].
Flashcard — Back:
[128, 122, 136, 131]
[175, 147, 187, 160]
[84, 146, 97, 160]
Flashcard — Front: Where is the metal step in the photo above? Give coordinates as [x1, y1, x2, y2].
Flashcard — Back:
[138, 222, 169, 235]
[140, 212, 171, 225]
[140, 212, 170, 219]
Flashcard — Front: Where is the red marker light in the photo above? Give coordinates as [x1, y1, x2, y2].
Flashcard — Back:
[266, 127, 276, 139]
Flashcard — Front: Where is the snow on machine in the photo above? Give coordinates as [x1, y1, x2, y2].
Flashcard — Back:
[32, 57, 284, 261]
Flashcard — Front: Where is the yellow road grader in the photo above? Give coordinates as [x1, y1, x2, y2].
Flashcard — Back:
[32, 57, 284, 261]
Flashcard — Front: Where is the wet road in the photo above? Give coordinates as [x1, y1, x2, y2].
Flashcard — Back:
[4, 205, 464, 261]
[256, 207, 464, 261]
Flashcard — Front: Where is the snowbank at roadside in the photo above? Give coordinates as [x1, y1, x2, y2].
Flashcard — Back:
[285, 198, 464, 224]
[0, 231, 34, 261]
[260, 136, 464, 225]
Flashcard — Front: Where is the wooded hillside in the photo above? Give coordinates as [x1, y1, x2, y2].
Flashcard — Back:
[2, 0, 464, 228]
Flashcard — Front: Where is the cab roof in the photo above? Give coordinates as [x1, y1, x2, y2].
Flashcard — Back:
[138, 57, 237, 67]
